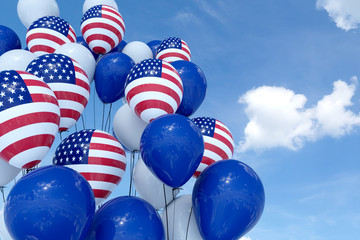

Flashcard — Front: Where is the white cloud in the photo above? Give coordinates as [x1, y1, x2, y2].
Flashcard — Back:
[239, 237, 252, 240]
[237, 77, 360, 152]
[316, 0, 360, 30]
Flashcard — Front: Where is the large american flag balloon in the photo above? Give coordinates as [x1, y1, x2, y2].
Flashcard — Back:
[26, 54, 90, 132]
[26, 16, 76, 56]
[192, 117, 235, 177]
[81, 4, 125, 54]
[125, 58, 183, 123]
[156, 37, 191, 63]
[53, 129, 126, 205]
[0, 70, 60, 169]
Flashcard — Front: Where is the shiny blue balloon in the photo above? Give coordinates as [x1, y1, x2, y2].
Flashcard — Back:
[171, 60, 207, 117]
[140, 114, 204, 188]
[110, 40, 127, 53]
[4, 165, 95, 240]
[77, 36, 99, 60]
[0, 25, 21, 55]
[192, 160, 265, 240]
[95, 52, 135, 103]
[147, 40, 162, 58]
[86, 196, 165, 240]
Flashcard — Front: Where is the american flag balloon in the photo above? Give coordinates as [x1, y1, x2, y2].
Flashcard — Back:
[81, 4, 125, 54]
[26, 54, 90, 132]
[125, 58, 183, 123]
[53, 129, 126, 205]
[0, 70, 60, 169]
[156, 37, 191, 63]
[192, 117, 235, 177]
[26, 16, 76, 56]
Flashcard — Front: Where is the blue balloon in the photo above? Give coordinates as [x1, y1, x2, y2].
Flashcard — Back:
[95, 52, 135, 103]
[140, 114, 204, 188]
[86, 196, 165, 240]
[192, 160, 265, 240]
[110, 40, 127, 53]
[4, 165, 95, 240]
[147, 40, 162, 58]
[0, 25, 21, 56]
[171, 60, 207, 116]
[77, 36, 99, 60]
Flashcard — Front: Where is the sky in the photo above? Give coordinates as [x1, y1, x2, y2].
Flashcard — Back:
[1, 0, 360, 239]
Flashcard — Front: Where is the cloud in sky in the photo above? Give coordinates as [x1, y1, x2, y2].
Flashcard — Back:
[316, 0, 360, 30]
[237, 77, 360, 152]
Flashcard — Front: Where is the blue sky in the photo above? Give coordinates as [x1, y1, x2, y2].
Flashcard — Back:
[1, 0, 360, 239]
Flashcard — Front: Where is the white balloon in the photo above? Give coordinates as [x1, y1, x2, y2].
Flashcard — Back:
[0, 207, 13, 240]
[161, 195, 202, 240]
[122, 41, 153, 64]
[17, 0, 59, 29]
[83, 0, 119, 14]
[134, 158, 179, 210]
[113, 104, 147, 151]
[0, 50, 37, 72]
[0, 158, 20, 186]
[55, 43, 96, 83]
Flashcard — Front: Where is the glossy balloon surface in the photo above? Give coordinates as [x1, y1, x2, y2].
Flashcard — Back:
[147, 40, 162, 58]
[0, 25, 21, 56]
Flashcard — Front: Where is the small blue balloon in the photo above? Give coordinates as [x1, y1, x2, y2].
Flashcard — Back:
[77, 36, 99, 60]
[110, 40, 127, 53]
[95, 52, 135, 103]
[4, 165, 95, 240]
[140, 114, 204, 188]
[171, 60, 207, 116]
[147, 40, 162, 58]
[192, 160, 265, 240]
[86, 196, 165, 240]
[0, 25, 21, 56]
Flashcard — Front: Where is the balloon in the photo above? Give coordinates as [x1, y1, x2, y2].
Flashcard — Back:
[4, 165, 95, 240]
[161, 195, 202, 240]
[27, 54, 90, 132]
[125, 58, 183, 123]
[0, 26, 21, 56]
[86, 196, 165, 240]
[192, 160, 265, 240]
[0, 70, 60, 169]
[26, 16, 76, 56]
[133, 158, 179, 210]
[81, 5, 125, 54]
[171, 61, 207, 116]
[191, 117, 235, 177]
[95, 52, 135, 103]
[83, 0, 119, 14]
[0, 207, 13, 240]
[156, 37, 191, 63]
[140, 114, 204, 188]
[147, 40, 162, 58]
[0, 158, 20, 186]
[17, 0, 60, 29]
[0, 49, 37, 72]
[77, 36, 99, 60]
[113, 104, 148, 151]
[53, 129, 126, 205]
[110, 40, 127, 53]
[55, 42, 97, 83]
[122, 41, 153, 64]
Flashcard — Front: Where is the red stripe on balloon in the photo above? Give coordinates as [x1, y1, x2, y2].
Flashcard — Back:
[26, 32, 66, 45]
[213, 133, 234, 153]
[89, 143, 125, 155]
[204, 142, 229, 160]
[80, 172, 121, 184]
[88, 157, 126, 170]
[93, 189, 111, 199]
[54, 91, 88, 107]
[134, 100, 174, 117]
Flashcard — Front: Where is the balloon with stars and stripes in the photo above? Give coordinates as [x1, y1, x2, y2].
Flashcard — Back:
[81, 4, 125, 54]
[26, 16, 76, 56]
[125, 58, 183, 123]
[0, 70, 60, 169]
[26, 53, 90, 132]
[156, 37, 191, 63]
[192, 117, 235, 178]
[53, 129, 127, 205]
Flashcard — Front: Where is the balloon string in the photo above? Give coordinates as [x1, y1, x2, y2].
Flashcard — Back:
[185, 206, 193, 240]
[75, 123, 78, 132]
[1, 186, 5, 203]
[171, 188, 176, 240]
[81, 115, 86, 130]
[93, 88, 96, 129]
[128, 151, 136, 196]
[104, 103, 112, 133]
[163, 184, 170, 240]
[102, 103, 106, 131]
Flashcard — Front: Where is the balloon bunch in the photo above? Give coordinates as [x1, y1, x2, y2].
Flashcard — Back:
[0, 0, 265, 240]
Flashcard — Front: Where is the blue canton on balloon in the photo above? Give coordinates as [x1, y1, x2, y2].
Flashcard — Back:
[126, 59, 162, 84]
[27, 54, 76, 84]
[28, 16, 70, 37]
[157, 37, 182, 53]
[81, 5, 103, 23]
[192, 117, 216, 137]
[53, 129, 95, 165]
[0, 71, 32, 112]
